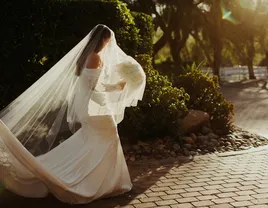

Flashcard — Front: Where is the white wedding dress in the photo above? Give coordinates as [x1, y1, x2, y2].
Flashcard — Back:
[0, 67, 132, 204]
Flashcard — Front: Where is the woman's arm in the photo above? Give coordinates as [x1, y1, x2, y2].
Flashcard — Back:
[90, 91, 106, 106]
[102, 80, 126, 92]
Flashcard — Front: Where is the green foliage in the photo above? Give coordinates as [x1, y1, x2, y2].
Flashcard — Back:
[119, 54, 189, 139]
[175, 68, 234, 133]
[182, 61, 206, 75]
[0, 0, 141, 109]
[132, 12, 154, 56]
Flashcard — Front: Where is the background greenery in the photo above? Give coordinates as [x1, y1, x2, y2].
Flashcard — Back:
[1, 0, 235, 141]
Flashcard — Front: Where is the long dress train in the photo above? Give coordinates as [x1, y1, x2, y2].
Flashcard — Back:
[0, 67, 132, 204]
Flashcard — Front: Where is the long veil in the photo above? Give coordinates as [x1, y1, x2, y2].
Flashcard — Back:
[0, 24, 146, 156]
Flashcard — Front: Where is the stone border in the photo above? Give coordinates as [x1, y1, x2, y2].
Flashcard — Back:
[216, 144, 268, 157]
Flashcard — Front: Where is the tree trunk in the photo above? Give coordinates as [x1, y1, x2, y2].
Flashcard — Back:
[169, 29, 190, 67]
[211, 0, 222, 78]
[212, 40, 222, 78]
[191, 32, 213, 66]
[153, 34, 168, 57]
[265, 51, 268, 75]
[170, 42, 182, 66]
[247, 59, 255, 79]
[247, 37, 256, 79]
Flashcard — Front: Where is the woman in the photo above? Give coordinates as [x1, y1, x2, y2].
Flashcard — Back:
[0, 24, 146, 204]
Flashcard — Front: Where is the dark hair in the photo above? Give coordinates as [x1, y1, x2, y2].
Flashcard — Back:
[76, 24, 112, 76]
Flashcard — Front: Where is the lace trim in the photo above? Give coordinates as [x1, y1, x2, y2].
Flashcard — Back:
[0, 139, 17, 180]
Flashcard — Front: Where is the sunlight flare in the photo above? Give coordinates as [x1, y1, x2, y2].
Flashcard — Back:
[221, 4, 240, 24]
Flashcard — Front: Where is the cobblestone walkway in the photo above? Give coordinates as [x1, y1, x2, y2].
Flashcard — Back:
[88, 149, 268, 208]
[2, 151, 268, 208]
[220, 79, 268, 138]
[2, 80, 268, 207]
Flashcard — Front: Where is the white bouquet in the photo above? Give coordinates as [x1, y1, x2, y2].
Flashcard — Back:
[116, 60, 145, 87]
[102, 59, 145, 92]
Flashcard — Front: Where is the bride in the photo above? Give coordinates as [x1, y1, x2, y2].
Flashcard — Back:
[0, 24, 146, 204]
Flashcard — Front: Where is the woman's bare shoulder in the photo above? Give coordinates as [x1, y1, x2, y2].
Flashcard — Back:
[86, 53, 101, 70]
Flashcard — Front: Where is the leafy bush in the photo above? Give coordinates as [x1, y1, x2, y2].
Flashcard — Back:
[132, 12, 154, 56]
[174, 65, 234, 133]
[0, 0, 141, 109]
[119, 54, 189, 139]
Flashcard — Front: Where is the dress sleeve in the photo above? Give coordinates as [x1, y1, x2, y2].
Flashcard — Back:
[87, 73, 107, 106]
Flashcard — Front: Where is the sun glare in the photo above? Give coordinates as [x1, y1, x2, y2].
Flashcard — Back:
[220, 1, 240, 24]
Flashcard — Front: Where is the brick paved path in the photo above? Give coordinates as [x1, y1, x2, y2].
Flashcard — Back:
[220, 79, 268, 138]
[2, 80, 268, 207]
[2, 151, 268, 208]
[91, 150, 268, 208]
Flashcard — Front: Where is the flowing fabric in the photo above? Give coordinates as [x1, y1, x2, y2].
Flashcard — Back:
[0, 24, 146, 204]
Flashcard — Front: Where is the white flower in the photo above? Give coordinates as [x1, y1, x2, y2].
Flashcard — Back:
[116, 61, 145, 87]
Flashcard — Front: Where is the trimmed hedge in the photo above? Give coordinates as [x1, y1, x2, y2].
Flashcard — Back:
[0, 0, 149, 109]
[175, 70, 234, 133]
[119, 54, 189, 139]
[132, 12, 154, 56]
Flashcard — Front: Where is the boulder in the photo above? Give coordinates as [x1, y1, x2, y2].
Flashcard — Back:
[181, 110, 210, 133]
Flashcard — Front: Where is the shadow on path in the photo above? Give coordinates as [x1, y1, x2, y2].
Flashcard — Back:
[0, 157, 193, 208]
[220, 78, 268, 138]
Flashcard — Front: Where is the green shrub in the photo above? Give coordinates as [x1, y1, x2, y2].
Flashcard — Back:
[0, 0, 140, 109]
[119, 54, 189, 139]
[132, 12, 154, 56]
[174, 67, 234, 133]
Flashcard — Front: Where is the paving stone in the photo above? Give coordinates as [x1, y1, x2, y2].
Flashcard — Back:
[155, 199, 178, 206]
[231, 200, 254, 207]
[192, 200, 215, 207]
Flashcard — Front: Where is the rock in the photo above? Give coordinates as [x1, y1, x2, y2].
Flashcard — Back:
[133, 145, 140, 151]
[170, 151, 176, 157]
[164, 136, 172, 141]
[198, 135, 209, 141]
[142, 147, 152, 156]
[202, 140, 209, 145]
[155, 138, 164, 145]
[256, 141, 262, 146]
[141, 156, 148, 160]
[183, 148, 190, 156]
[181, 110, 210, 133]
[136, 154, 141, 160]
[202, 126, 212, 135]
[184, 137, 195, 144]
[226, 142, 232, 146]
[172, 143, 181, 150]
[190, 133, 197, 141]
[138, 140, 150, 147]
[157, 144, 165, 150]
[155, 154, 163, 159]
[210, 139, 219, 146]
[125, 155, 130, 161]
[242, 134, 251, 139]
[129, 156, 136, 162]
[208, 133, 219, 140]
[164, 140, 174, 149]
[259, 137, 267, 141]
[184, 144, 192, 150]
[240, 146, 250, 150]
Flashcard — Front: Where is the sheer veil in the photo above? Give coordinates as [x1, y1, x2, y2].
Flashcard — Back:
[0, 24, 146, 156]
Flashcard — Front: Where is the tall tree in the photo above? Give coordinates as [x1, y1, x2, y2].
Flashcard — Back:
[124, 0, 204, 67]
[225, 0, 266, 79]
